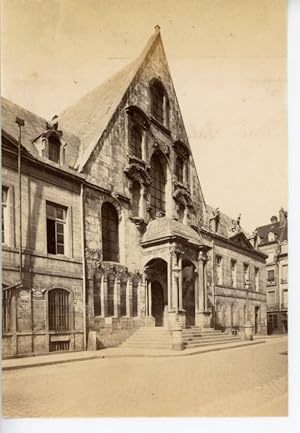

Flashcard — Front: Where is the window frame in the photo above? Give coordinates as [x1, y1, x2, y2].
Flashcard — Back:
[149, 153, 166, 216]
[254, 267, 260, 291]
[46, 202, 67, 256]
[215, 255, 223, 286]
[129, 125, 143, 160]
[48, 134, 61, 164]
[150, 80, 169, 128]
[102, 202, 120, 262]
[243, 263, 250, 287]
[230, 259, 237, 288]
[48, 289, 70, 332]
[2, 186, 9, 245]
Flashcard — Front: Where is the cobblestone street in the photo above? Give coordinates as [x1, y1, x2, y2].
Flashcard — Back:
[2, 337, 288, 417]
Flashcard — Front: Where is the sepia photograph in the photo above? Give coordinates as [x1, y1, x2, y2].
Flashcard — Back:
[1, 0, 291, 426]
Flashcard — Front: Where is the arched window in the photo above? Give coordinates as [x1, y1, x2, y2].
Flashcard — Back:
[149, 153, 166, 216]
[48, 135, 61, 163]
[132, 181, 141, 217]
[48, 289, 70, 331]
[132, 276, 139, 317]
[176, 156, 184, 184]
[268, 232, 275, 242]
[120, 276, 127, 316]
[150, 80, 169, 126]
[130, 125, 142, 159]
[102, 202, 119, 262]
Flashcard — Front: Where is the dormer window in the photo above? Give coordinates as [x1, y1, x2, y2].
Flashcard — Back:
[268, 232, 275, 242]
[150, 79, 169, 128]
[48, 135, 61, 163]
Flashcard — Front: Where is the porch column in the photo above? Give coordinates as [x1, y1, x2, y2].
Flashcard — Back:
[198, 253, 205, 312]
[126, 279, 132, 317]
[114, 277, 120, 317]
[195, 250, 211, 328]
[170, 249, 178, 310]
[178, 254, 183, 309]
[145, 278, 149, 316]
[148, 282, 152, 317]
[100, 274, 105, 316]
[103, 275, 108, 316]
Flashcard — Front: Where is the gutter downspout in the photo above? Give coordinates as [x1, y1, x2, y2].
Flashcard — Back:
[15, 117, 24, 283]
[80, 183, 87, 350]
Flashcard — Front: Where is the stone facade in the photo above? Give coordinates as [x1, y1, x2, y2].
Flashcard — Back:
[255, 210, 288, 334]
[2, 27, 267, 357]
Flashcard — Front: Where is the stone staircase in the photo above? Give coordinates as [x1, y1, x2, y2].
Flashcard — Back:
[120, 327, 172, 350]
[120, 326, 240, 351]
[182, 327, 239, 349]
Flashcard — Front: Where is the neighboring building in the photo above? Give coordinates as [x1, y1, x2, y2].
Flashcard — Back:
[1, 27, 267, 358]
[255, 209, 288, 334]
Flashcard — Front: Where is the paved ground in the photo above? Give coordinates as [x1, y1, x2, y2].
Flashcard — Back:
[2, 336, 287, 417]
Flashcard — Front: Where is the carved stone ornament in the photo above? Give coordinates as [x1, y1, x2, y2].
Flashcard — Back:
[124, 163, 151, 185]
[173, 186, 193, 208]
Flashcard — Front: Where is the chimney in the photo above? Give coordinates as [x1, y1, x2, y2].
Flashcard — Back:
[279, 207, 287, 226]
[270, 215, 278, 224]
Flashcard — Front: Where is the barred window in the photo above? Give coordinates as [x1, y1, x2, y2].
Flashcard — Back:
[149, 153, 166, 216]
[48, 289, 70, 331]
[46, 203, 66, 255]
[130, 125, 142, 159]
[176, 156, 184, 184]
[102, 202, 119, 262]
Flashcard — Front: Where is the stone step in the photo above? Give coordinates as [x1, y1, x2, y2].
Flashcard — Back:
[184, 338, 239, 349]
[182, 334, 237, 342]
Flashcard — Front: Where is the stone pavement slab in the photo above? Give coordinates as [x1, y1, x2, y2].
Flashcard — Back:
[2, 338, 267, 370]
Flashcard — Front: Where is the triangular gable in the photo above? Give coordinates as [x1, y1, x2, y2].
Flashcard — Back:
[59, 29, 161, 172]
[229, 232, 256, 252]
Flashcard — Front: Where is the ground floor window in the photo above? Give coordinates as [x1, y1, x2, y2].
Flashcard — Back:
[2, 289, 11, 332]
[48, 289, 70, 331]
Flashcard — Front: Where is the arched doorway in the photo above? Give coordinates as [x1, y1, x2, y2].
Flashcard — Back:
[151, 281, 164, 326]
[182, 261, 195, 327]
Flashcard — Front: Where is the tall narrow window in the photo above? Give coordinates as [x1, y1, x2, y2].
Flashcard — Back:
[254, 267, 259, 291]
[149, 153, 166, 216]
[231, 260, 237, 288]
[48, 289, 70, 331]
[132, 181, 141, 217]
[151, 81, 164, 124]
[267, 290, 275, 306]
[282, 265, 288, 282]
[130, 125, 142, 159]
[102, 202, 119, 262]
[2, 288, 11, 332]
[93, 279, 101, 316]
[267, 269, 275, 283]
[176, 156, 184, 183]
[243, 263, 250, 287]
[132, 276, 138, 317]
[48, 135, 61, 163]
[2, 187, 8, 244]
[46, 203, 67, 255]
[107, 274, 115, 317]
[216, 255, 223, 285]
[120, 277, 127, 316]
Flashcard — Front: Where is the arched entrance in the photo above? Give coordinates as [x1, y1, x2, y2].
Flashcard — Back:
[182, 261, 195, 327]
[151, 281, 164, 326]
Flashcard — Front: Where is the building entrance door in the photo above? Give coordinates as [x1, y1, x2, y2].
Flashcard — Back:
[255, 306, 259, 334]
[151, 281, 164, 326]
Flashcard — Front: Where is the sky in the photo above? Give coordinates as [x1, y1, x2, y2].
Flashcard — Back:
[1, 0, 287, 232]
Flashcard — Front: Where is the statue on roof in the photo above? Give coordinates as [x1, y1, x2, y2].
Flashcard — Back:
[231, 213, 241, 233]
[209, 207, 220, 232]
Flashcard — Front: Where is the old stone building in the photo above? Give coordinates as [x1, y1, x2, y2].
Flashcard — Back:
[2, 27, 267, 357]
[255, 209, 288, 334]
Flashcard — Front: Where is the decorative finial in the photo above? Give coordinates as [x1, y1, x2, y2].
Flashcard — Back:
[154, 25, 161, 33]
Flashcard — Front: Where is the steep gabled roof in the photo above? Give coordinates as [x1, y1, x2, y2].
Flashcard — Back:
[1, 97, 81, 168]
[59, 29, 161, 171]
